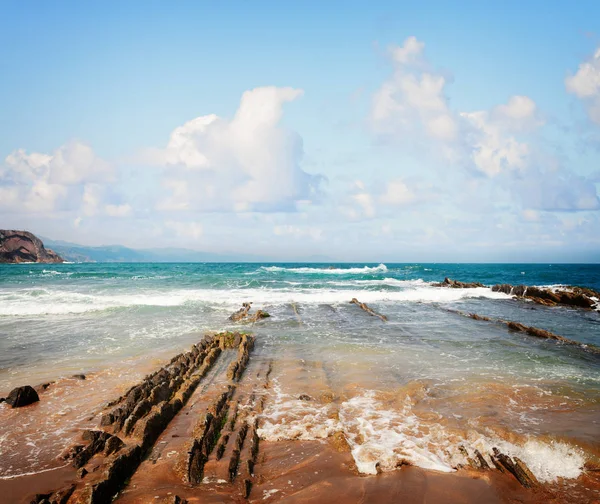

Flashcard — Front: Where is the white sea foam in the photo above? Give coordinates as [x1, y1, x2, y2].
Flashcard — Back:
[259, 389, 585, 482]
[0, 285, 511, 316]
[261, 264, 388, 275]
[258, 380, 339, 441]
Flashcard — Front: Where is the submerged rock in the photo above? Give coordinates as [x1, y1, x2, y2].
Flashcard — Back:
[6, 385, 39, 408]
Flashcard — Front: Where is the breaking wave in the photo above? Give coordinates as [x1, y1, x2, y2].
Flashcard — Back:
[260, 264, 388, 275]
[0, 284, 510, 316]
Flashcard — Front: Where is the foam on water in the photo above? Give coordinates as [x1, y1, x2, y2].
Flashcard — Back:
[259, 389, 586, 482]
[258, 380, 339, 441]
[260, 264, 388, 274]
[0, 285, 511, 316]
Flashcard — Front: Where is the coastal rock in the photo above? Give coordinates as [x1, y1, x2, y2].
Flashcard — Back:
[6, 385, 39, 408]
[492, 283, 598, 309]
[229, 302, 271, 323]
[350, 298, 388, 321]
[0, 230, 63, 263]
[433, 277, 485, 288]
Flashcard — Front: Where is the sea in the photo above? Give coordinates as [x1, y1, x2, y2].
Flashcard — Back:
[0, 262, 599, 488]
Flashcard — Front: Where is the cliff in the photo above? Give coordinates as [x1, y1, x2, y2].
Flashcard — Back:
[0, 230, 64, 263]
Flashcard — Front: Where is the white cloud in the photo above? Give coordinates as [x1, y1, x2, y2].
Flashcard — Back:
[24, 180, 68, 212]
[165, 220, 203, 239]
[565, 46, 600, 124]
[371, 37, 458, 143]
[0, 141, 114, 214]
[81, 184, 103, 216]
[371, 38, 541, 178]
[273, 224, 323, 240]
[152, 86, 319, 212]
[105, 203, 132, 217]
[380, 178, 416, 206]
[461, 109, 531, 177]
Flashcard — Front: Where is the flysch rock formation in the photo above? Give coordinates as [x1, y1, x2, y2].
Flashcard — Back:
[435, 277, 599, 310]
[0, 230, 64, 263]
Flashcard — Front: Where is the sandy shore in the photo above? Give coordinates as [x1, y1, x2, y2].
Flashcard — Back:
[1, 331, 599, 504]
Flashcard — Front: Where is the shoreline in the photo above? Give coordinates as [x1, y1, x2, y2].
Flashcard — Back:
[2, 329, 598, 503]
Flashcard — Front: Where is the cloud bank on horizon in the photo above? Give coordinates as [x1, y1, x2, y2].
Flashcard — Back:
[0, 2, 599, 261]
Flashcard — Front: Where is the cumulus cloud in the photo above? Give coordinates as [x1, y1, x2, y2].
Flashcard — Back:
[566, 47, 600, 124]
[371, 38, 458, 144]
[148, 86, 320, 213]
[0, 141, 115, 214]
[369, 36, 598, 213]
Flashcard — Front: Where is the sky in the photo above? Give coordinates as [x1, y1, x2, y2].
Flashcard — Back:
[1, 1, 600, 262]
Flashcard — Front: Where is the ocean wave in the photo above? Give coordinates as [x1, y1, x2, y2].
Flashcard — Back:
[260, 264, 388, 275]
[325, 278, 429, 288]
[0, 285, 511, 316]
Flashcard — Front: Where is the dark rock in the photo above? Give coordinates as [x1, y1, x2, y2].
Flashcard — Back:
[492, 283, 598, 310]
[434, 277, 485, 288]
[77, 467, 88, 478]
[30, 492, 52, 504]
[73, 430, 111, 468]
[0, 397, 4, 404]
[104, 435, 125, 455]
[243, 478, 252, 498]
[88, 444, 142, 503]
[6, 385, 39, 408]
[0, 230, 64, 263]
[298, 394, 312, 401]
[72, 374, 86, 380]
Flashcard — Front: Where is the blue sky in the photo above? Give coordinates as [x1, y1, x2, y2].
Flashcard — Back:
[1, 1, 600, 261]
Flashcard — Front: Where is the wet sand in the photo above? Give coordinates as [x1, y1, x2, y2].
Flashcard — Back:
[2, 328, 599, 504]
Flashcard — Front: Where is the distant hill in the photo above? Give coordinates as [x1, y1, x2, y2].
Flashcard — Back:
[39, 237, 283, 263]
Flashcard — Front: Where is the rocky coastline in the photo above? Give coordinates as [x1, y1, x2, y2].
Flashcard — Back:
[435, 277, 600, 310]
[0, 230, 63, 263]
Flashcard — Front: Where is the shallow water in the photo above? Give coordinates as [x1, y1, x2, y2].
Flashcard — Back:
[0, 262, 598, 486]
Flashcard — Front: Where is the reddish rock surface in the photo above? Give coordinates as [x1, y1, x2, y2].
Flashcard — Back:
[0, 230, 64, 263]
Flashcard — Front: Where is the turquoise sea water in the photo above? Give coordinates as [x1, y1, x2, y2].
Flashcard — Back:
[0, 262, 598, 482]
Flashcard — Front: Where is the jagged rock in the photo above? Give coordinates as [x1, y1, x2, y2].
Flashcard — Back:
[29, 484, 75, 504]
[229, 302, 252, 321]
[350, 298, 388, 321]
[6, 385, 39, 408]
[246, 309, 270, 323]
[0, 230, 63, 263]
[492, 283, 598, 309]
[104, 435, 125, 455]
[87, 444, 142, 503]
[434, 277, 485, 288]
[73, 431, 111, 468]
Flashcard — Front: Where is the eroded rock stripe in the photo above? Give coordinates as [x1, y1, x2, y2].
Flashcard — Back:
[350, 298, 388, 321]
[33, 332, 255, 504]
[445, 307, 600, 355]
